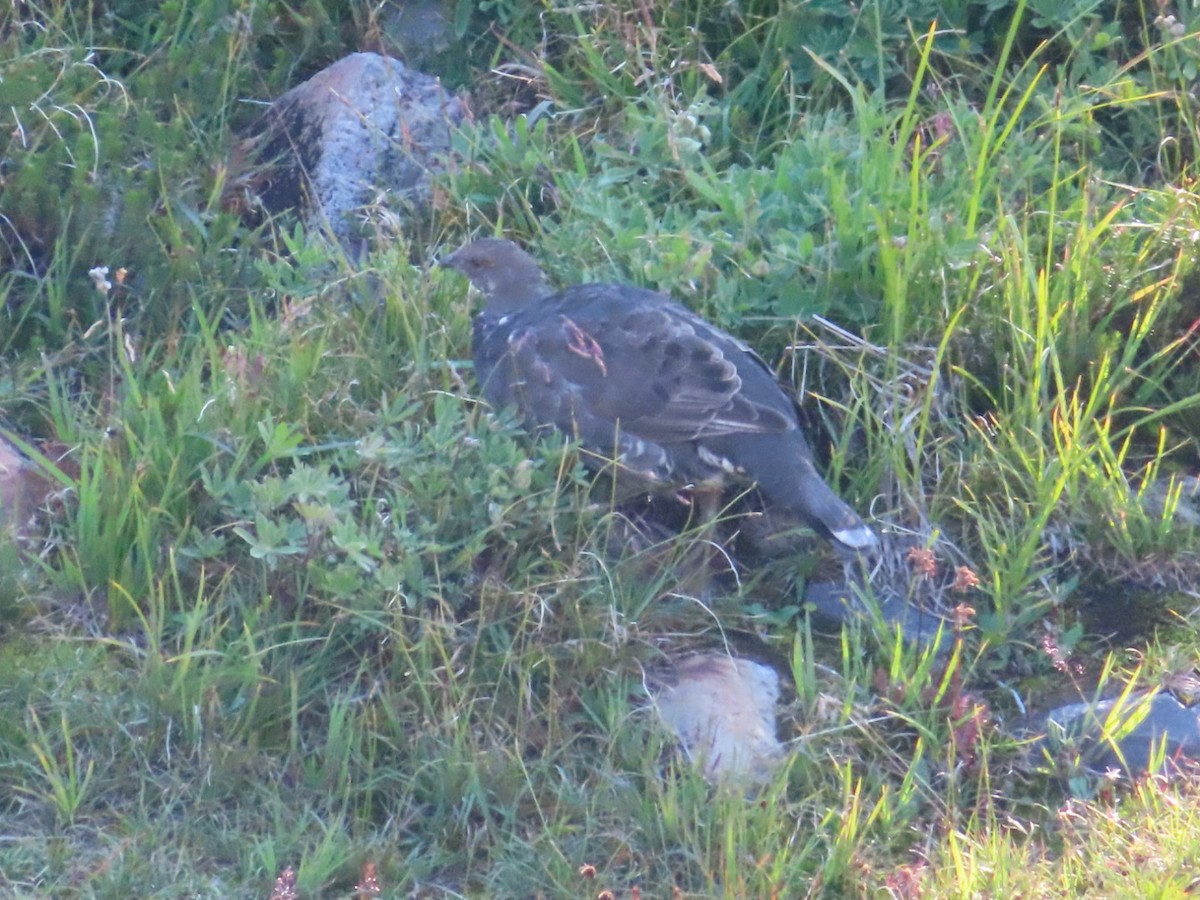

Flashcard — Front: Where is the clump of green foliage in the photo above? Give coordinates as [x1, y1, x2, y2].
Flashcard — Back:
[3, 0, 1200, 896]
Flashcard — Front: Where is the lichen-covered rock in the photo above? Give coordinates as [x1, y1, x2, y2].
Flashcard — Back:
[0, 436, 25, 532]
[0, 431, 52, 541]
[252, 52, 463, 249]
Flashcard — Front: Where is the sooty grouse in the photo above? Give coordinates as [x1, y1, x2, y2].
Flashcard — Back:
[441, 238, 877, 552]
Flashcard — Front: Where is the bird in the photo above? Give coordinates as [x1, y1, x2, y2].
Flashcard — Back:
[439, 237, 877, 552]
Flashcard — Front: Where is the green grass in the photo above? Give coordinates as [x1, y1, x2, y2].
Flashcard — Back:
[4, 0, 1200, 896]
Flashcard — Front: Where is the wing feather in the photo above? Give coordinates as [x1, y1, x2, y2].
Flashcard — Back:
[473, 283, 798, 477]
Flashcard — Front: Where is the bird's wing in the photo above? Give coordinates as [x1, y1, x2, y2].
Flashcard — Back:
[477, 287, 795, 449]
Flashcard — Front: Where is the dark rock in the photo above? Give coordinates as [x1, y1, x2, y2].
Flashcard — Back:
[1043, 689, 1200, 776]
[802, 579, 954, 653]
[370, 0, 456, 73]
[251, 52, 463, 249]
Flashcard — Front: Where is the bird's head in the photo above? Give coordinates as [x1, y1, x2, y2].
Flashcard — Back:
[439, 238, 553, 312]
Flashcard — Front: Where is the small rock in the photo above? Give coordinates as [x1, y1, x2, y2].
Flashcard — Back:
[372, 0, 456, 72]
[650, 652, 783, 783]
[0, 438, 24, 527]
[250, 52, 464, 249]
[1140, 474, 1200, 527]
[0, 431, 53, 541]
[803, 579, 953, 653]
[1044, 689, 1200, 776]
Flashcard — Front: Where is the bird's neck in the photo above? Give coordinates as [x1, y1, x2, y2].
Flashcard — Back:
[485, 272, 554, 313]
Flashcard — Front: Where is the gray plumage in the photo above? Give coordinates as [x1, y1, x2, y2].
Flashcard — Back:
[440, 238, 877, 551]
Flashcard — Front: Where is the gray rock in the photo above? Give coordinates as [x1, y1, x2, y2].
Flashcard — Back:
[1044, 689, 1200, 776]
[0, 430, 54, 541]
[252, 52, 463, 249]
[1140, 474, 1200, 527]
[0, 435, 27, 534]
[373, 0, 456, 72]
[803, 579, 954, 653]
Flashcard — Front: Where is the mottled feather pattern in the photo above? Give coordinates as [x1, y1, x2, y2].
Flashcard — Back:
[561, 317, 607, 376]
[481, 287, 794, 448]
[443, 239, 878, 551]
[477, 310, 677, 481]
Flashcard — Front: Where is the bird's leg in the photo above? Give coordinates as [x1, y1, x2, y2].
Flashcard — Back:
[691, 483, 723, 527]
[678, 483, 738, 598]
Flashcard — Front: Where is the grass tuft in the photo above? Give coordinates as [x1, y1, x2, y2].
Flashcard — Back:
[4, 0, 1200, 895]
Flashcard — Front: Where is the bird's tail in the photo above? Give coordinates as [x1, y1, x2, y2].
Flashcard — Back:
[735, 433, 876, 551]
[787, 462, 878, 551]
